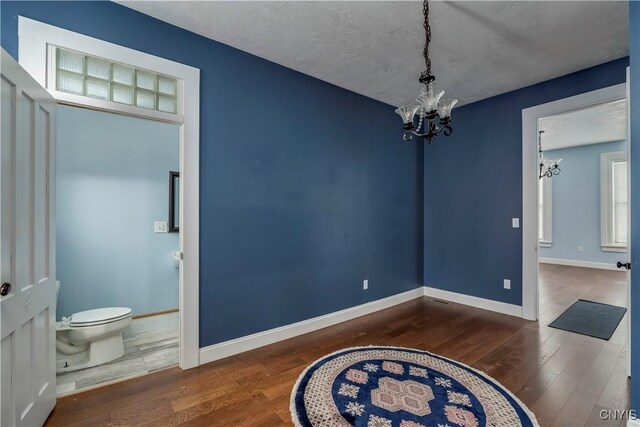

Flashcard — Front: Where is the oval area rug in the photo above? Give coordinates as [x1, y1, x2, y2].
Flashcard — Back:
[291, 346, 538, 427]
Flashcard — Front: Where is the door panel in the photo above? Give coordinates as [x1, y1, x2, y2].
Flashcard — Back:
[1, 48, 57, 427]
[626, 67, 632, 376]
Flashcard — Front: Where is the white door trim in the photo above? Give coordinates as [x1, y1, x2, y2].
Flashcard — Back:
[521, 83, 627, 321]
[17, 17, 201, 369]
[625, 66, 632, 377]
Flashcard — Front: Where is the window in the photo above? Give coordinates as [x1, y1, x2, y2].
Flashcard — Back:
[538, 176, 552, 247]
[601, 151, 628, 252]
[52, 47, 180, 115]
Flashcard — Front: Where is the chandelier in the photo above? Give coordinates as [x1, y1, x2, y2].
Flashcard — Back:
[538, 130, 562, 179]
[395, 0, 457, 144]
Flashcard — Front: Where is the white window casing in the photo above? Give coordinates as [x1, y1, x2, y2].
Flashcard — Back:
[538, 176, 552, 247]
[19, 17, 186, 124]
[601, 151, 628, 252]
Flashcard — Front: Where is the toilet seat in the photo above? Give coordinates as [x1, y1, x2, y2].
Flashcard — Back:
[70, 307, 132, 327]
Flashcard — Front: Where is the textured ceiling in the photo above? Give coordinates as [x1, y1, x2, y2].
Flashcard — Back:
[539, 99, 627, 151]
[118, 1, 629, 107]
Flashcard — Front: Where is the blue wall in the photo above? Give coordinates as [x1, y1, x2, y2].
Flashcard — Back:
[539, 141, 626, 264]
[56, 106, 179, 319]
[629, 0, 639, 417]
[424, 58, 629, 306]
[1, 2, 423, 346]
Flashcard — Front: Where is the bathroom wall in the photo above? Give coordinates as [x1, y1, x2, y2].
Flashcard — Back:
[56, 105, 179, 318]
[539, 140, 626, 265]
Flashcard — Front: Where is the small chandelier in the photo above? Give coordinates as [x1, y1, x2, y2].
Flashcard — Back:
[538, 130, 562, 179]
[395, 0, 457, 144]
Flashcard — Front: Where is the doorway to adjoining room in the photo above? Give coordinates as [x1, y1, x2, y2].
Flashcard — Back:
[535, 97, 629, 345]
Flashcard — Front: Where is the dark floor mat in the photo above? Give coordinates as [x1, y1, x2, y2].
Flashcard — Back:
[548, 299, 627, 340]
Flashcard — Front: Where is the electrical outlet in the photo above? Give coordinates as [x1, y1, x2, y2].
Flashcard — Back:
[363, 279, 368, 290]
[512, 218, 520, 228]
[578, 246, 583, 253]
[154, 221, 168, 233]
[503, 279, 511, 290]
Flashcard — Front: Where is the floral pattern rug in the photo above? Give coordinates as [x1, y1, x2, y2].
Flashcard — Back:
[290, 346, 538, 427]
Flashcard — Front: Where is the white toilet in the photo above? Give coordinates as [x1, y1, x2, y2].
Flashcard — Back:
[56, 307, 133, 372]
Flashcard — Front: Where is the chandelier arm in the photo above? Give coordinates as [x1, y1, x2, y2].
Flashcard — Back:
[403, 119, 452, 143]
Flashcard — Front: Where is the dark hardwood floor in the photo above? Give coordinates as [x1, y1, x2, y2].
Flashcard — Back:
[45, 264, 630, 426]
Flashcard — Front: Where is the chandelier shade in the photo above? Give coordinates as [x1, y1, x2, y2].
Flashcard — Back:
[437, 98, 458, 119]
[395, 103, 421, 128]
[416, 84, 444, 114]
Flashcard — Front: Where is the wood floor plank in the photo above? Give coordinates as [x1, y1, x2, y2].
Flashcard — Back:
[44, 264, 629, 427]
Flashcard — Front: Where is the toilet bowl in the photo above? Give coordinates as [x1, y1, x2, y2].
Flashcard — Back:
[56, 307, 132, 372]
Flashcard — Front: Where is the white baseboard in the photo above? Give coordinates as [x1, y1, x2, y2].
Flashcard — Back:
[199, 287, 425, 365]
[423, 286, 523, 318]
[539, 257, 621, 271]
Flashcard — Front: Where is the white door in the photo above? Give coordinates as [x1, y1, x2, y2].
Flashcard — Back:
[625, 67, 632, 376]
[1, 49, 57, 426]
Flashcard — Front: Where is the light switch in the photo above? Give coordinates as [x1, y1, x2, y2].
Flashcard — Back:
[512, 218, 520, 228]
[504, 279, 511, 290]
[154, 221, 168, 233]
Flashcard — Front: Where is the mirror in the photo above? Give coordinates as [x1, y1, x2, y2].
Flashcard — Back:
[169, 171, 179, 233]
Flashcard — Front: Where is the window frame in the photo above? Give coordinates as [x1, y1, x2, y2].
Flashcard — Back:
[538, 176, 553, 247]
[600, 151, 628, 252]
[44, 44, 183, 123]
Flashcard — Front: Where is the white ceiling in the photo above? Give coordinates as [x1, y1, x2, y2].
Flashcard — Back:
[539, 99, 627, 151]
[118, 1, 629, 107]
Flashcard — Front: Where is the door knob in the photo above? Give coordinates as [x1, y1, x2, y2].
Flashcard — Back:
[616, 261, 631, 270]
[0, 282, 11, 296]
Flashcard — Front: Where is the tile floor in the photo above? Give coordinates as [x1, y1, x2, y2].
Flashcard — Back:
[56, 312, 179, 395]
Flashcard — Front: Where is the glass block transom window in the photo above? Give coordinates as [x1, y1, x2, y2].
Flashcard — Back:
[55, 47, 178, 114]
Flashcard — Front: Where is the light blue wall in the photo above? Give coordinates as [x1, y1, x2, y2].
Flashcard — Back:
[539, 140, 626, 264]
[56, 106, 179, 319]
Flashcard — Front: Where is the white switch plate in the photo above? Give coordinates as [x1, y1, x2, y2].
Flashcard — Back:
[154, 221, 168, 233]
[363, 279, 368, 290]
[512, 218, 520, 228]
[578, 246, 583, 253]
[503, 279, 511, 290]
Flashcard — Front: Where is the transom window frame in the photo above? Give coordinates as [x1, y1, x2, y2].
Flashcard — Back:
[600, 150, 628, 252]
[45, 44, 183, 122]
[52, 46, 181, 116]
[20, 21, 185, 124]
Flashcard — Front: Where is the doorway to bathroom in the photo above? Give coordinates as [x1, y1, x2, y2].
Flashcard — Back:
[17, 17, 202, 399]
[53, 106, 181, 395]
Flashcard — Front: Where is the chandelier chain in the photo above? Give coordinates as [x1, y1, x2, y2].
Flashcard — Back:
[423, 0, 431, 76]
